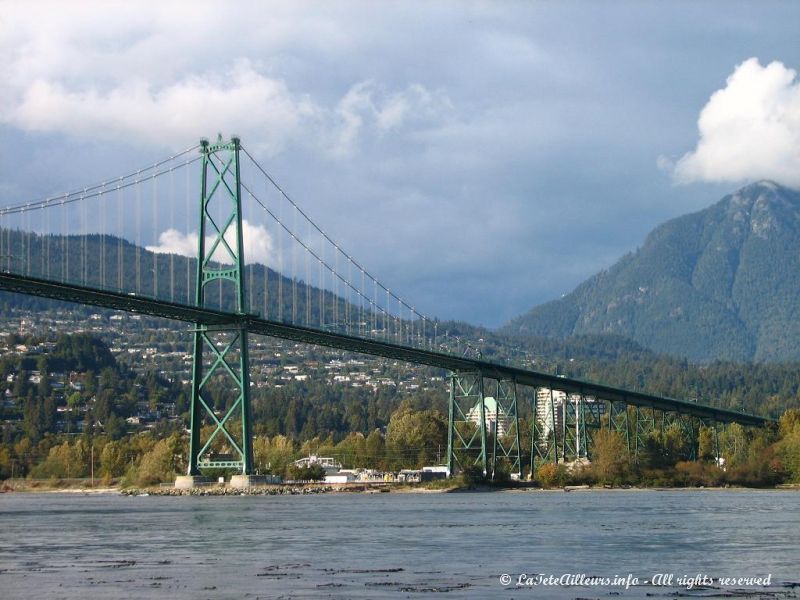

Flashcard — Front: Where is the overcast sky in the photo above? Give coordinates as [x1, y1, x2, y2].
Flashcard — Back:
[2, 1, 799, 327]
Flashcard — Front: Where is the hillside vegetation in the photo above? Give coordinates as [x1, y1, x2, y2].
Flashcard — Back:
[504, 182, 800, 362]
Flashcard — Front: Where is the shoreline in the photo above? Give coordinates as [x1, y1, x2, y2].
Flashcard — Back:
[3, 480, 798, 496]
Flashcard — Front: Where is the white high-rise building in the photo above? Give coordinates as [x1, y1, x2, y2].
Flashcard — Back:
[535, 388, 566, 438]
[466, 396, 510, 437]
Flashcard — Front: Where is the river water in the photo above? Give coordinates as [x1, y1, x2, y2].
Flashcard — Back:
[0, 489, 797, 599]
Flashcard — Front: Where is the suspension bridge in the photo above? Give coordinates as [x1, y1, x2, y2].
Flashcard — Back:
[0, 137, 772, 484]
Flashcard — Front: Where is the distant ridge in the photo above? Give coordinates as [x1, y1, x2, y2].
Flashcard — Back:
[502, 181, 800, 362]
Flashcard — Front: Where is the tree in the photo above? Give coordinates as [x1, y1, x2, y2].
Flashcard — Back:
[100, 440, 130, 479]
[66, 391, 82, 409]
[335, 432, 367, 468]
[288, 463, 325, 481]
[104, 414, 126, 440]
[98, 367, 119, 393]
[773, 411, 800, 482]
[42, 396, 57, 434]
[36, 356, 51, 397]
[536, 462, 567, 488]
[22, 395, 42, 442]
[13, 369, 29, 399]
[720, 423, 748, 468]
[640, 425, 690, 469]
[135, 434, 185, 486]
[0, 445, 12, 479]
[385, 402, 447, 468]
[30, 440, 89, 479]
[697, 426, 716, 462]
[253, 435, 295, 476]
[591, 429, 631, 484]
[365, 429, 385, 469]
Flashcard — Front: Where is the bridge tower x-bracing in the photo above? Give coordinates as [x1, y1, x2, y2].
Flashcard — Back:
[446, 372, 522, 481]
[186, 137, 255, 479]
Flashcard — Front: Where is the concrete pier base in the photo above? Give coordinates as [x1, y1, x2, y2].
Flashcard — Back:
[174, 475, 210, 489]
[229, 475, 267, 488]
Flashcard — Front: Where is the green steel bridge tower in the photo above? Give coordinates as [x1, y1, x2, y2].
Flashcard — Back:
[186, 137, 254, 478]
[447, 373, 522, 481]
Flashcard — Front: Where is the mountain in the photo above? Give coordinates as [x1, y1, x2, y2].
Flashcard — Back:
[502, 181, 800, 362]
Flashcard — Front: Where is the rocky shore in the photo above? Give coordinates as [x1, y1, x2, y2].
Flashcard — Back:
[121, 484, 340, 496]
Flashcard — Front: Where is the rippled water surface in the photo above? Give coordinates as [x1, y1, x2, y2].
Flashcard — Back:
[0, 489, 798, 599]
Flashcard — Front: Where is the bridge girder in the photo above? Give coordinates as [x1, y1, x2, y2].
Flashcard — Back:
[0, 270, 773, 431]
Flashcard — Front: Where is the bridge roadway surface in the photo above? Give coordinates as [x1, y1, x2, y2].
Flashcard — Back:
[0, 272, 772, 428]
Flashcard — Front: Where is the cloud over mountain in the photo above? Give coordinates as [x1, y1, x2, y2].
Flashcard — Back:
[673, 58, 800, 189]
[146, 219, 273, 266]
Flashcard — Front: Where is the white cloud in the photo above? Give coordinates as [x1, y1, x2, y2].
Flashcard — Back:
[326, 81, 453, 157]
[8, 61, 319, 154]
[673, 58, 800, 188]
[146, 219, 273, 266]
[0, 2, 452, 156]
[146, 228, 198, 258]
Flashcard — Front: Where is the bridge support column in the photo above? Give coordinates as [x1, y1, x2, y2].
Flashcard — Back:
[657, 411, 707, 463]
[607, 400, 631, 453]
[633, 406, 656, 459]
[677, 415, 699, 461]
[581, 395, 603, 459]
[562, 391, 603, 463]
[447, 373, 521, 481]
[530, 387, 559, 476]
[185, 136, 255, 479]
[696, 417, 720, 463]
[489, 378, 521, 481]
[562, 393, 581, 461]
[447, 372, 487, 478]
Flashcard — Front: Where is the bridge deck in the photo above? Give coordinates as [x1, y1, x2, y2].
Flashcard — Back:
[0, 272, 772, 427]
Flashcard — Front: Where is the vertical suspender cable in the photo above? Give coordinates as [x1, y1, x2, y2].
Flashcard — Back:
[24, 207, 30, 276]
[62, 197, 67, 283]
[185, 161, 191, 305]
[347, 259, 352, 335]
[292, 206, 297, 325]
[100, 187, 105, 289]
[136, 171, 141, 294]
[44, 205, 49, 279]
[278, 193, 283, 322]
[319, 235, 324, 328]
[117, 183, 123, 292]
[360, 268, 365, 337]
[263, 177, 269, 319]
[153, 168, 158, 299]
[398, 299, 402, 344]
[169, 166, 174, 302]
[40, 204, 45, 279]
[305, 218, 310, 326]
[334, 248, 338, 330]
[81, 190, 86, 285]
